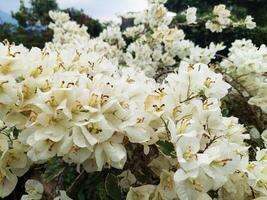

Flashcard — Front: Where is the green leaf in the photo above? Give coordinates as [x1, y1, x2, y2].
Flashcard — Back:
[62, 165, 79, 186]
[75, 172, 107, 200]
[105, 173, 121, 200]
[97, 181, 109, 200]
[42, 157, 65, 182]
[156, 140, 177, 158]
[174, 14, 186, 23]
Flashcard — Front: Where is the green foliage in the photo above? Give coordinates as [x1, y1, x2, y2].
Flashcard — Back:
[42, 157, 65, 182]
[0, 0, 102, 48]
[12, 0, 58, 27]
[179, 23, 267, 50]
[167, 0, 267, 51]
[0, 23, 15, 42]
[69, 172, 123, 200]
[31, 0, 58, 24]
[34, 157, 124, 200]
[166, 0, 267, 26]
[0, 0, 57, 48]
[105, 174, 122, 200]
[156, 140, 176, 158]
[63, 8, 103, 37]
[174, 15, 186, 23]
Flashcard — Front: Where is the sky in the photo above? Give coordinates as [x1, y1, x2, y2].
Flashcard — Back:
[0, 0, 148, 22]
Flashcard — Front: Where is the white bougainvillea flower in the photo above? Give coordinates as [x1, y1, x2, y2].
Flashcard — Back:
[175, 136, 200, 170]
[0, 168, 17, 198]
[95, 141, 127, 170]
[126, 185, 156, 200]
[218, 172, 252, 200]
[0, 141, 29, 198]
[54, 190, 72, 200]
[246, 148, 267, 196]
[0, 134, 9, 154]
[21, 179, 43, 200]
[174, 169, 213, 200]
[153, 170, 177, 199]
[0, 1, 262, 198]
[118, 170, 137, 189]
[0, 75, 19, 104]
[244, 15, 256, 29]
[184, 7, 197, 24]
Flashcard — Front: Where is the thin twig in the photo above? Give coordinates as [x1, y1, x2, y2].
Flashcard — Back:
[0, 126, 7, 132]
[216, 67, 251, 98]
[66, 169, 85, 193]
[216, 66, 266, 129]
[215, 53, 234, 64]
[250, 186, 256, 199]
[199, 135, 223, 153]
[154, 70, 175, 81]
[160, 116, 171, 139]
[180, 94, 199, 104]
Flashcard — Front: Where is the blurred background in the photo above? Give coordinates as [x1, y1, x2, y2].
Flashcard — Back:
[0, 0, 266, 48]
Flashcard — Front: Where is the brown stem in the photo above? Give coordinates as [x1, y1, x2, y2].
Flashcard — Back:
[250, 186, 256, 198]
[180, 94, 199, 104]
[154, 70, 175, 81]
[215, 53, 234, 64]
[43, 184, 55, 200]
[216, 67, 265, 130]
[199, 135, 223, 153]
[0, 126, 7, 132]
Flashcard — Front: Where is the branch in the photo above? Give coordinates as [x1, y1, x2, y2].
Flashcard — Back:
[199, 135, 223, 153]
[154, 70, 175, 81]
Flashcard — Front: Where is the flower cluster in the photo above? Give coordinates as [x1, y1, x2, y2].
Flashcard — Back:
[125, 61, 250, 200]
[0, 125, 30, 197]
[205, 4, 231, 32]
[204, 4, 256, 32]
[246, 149, 267, 197]
[220, 39, 267, 113]
[183, 7, 197, 25]
[120, 2, 225, 76]
[47, 11, 90, 50]
[0, 40, 250, 199]
[0, 40, 160, 172]
[0, 0, 266, 199]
